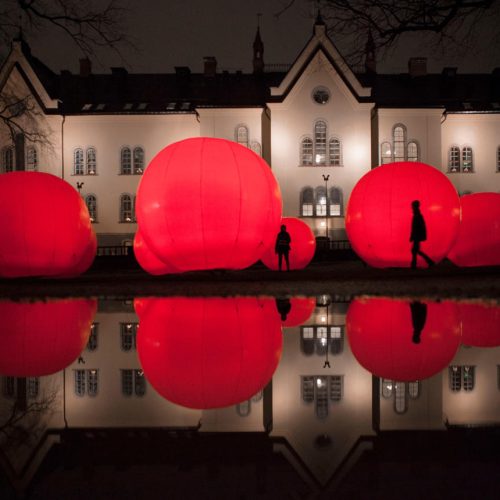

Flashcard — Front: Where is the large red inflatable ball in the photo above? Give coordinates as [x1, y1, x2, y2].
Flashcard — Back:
[458, 301, 500, 347]
[57, 230, 97, 278]
[137, 297, 283, 409]
[136, 138, 282, 272]
[0, 298, 97, 377]
[260, 217, 316, 271]
[346, 297, 461, 381]
[0, 172, 94, 277]
[345, 162, 460, 268]
[133, 230, 178, 275]
[447, 193, 500, 267]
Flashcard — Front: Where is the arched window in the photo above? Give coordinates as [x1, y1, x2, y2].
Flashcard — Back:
[462, 146, 473, 172]
[74, 148, 84, 175]
[236, 400, 251, 417]
[87, 323, 98, 351]
[448, 146, 460, 173]
[393, 124, 406, 162]
[85, 194, 97, 222]
[300, 187, 314, 216]
[407, 141, 419, 162]
[133, 146, 144, 174]
[301, 137, 313, 165]
[314, 120, 327, 165]
[236, 125, 249, 147]
[120, 194, 133, 222]
[408, 381, 420, 399]
[380, 141, 392, 164]
[394, 382, 408, 414]
[86, 147, 97, 175]
[26, 146, 38, 171]
[250, 141, 261, 156]
[381, 379, 393, 398]
[329, 138, 342, 166]
[497, 146, 500, 172]
[329, 187, 343, 216]
[1, 146, 14, 173]
[315, 186, 327, 216]
[121, 147, 131, 174]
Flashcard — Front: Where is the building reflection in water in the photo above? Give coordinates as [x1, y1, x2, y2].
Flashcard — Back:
[0, 295, 499, 496]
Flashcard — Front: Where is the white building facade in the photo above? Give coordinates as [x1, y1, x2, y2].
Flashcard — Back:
[1, 20, 499, 247]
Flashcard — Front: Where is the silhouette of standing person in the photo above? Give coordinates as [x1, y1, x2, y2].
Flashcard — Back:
[409, 301, 427, 344]
[275, 224, 291, 271]
[410, 200, 434, 269]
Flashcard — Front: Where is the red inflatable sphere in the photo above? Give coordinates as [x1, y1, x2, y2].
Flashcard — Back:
[346, 162, 460, 268]
[0, 298, 97, 377]
[347, 297, 461, 381]
[458, 302, 500, 347]
[448, 193, 500, 267]
[0, 172, 94, 277]
[137, 297, 283, 409]
[136, 138, 282, 272]
[260, 217, 316, 270]
[275, 297, 316, 327]
[133, 230, 178, 275]
[57, 230, 97, 278]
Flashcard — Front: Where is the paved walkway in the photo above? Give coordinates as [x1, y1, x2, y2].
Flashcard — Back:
[1, 259, 500, 300]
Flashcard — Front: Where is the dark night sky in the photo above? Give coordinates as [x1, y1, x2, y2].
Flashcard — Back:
[5, 0, 500, 75]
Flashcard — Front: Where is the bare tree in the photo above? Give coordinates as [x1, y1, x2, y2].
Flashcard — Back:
[276, 0, 500, 67]
[0, 1, 129, 162]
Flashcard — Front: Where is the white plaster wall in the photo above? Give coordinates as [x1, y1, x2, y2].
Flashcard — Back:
[442, 345, 500, 425]
[377, 108, 443, 168]
[64, 308, 201, 428]
[269, 51, 372, 238]
[63, 114, 200, 241]
[200, 398, 265, 433]
[442, 114, 500, 194]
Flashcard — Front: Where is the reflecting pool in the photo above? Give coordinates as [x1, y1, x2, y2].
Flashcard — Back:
[0, 295, 499, 498]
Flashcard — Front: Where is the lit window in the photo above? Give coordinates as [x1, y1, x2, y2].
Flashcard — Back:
[301, 137, 313, 165]
[329, 138, 341, 166]
[121, 147, 132, 174]
[462, 147, 473, 172]
[314, 120, 327, 165]
[450, 366, 462, 391]
[394, 382, 407, 414]
[74, 148, 84, 175]
[329, 187, 343, 216]
[300, 187, 314, 216]
[393, 124, 406, 162]
[236, 125, 249, 147]
[381, 379, 393, 398]
[121, 369, 146, 397]
[449, 146, 460, 173]
[74, 369, 99, 397]
[120, 322, 138, 350]
[407, 141, 419, 162]
[133, 147, 144, 174]
[26, 146, 38, 171]
[120, 194, 133, 223]
[85, 194, 97, 223]
[380, 141, 392, 164]
[86, 147, 97, 175]
[463, 365, 475, 391]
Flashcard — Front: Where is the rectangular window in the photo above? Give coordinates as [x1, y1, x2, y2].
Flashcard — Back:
[329, 375, 343, 402]
[450, 366, 462, 391]
[463, 366, 475, 391]
[120, 323, 138, 351]
[302, 203, 314, 216]
[329, 203, 341, 216]
[301, 376, 314, 403]
[302, 326, 314, 339]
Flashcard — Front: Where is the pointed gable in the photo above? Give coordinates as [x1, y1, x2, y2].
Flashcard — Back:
[269, 22, 371, 103]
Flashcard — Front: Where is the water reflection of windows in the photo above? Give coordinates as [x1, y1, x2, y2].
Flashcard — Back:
[301, 376, 343, 419]
[120, 322, 139, 351]
[236, 390, 263, 417]
[87, 322, 98, 351]
[381, 379, 420, 414]
[300, 326, 344, 355]
[2, 377, 39, 399]
[121, 369, 146, 397]
[449, 365, 475, 391]
[74, 369, 99, 397]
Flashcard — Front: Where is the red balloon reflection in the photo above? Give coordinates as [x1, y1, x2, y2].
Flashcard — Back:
[0, 299, 97, 377]
[347, 297, 461, 381]
[275, 297, 316, 327]
[137, 297, 283, 409]
[458, 302, 500, 347]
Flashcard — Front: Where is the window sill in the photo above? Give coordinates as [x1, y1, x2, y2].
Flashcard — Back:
[299, 164, 344, 168]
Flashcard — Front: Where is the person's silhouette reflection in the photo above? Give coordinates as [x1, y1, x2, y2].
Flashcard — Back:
[410, 301, 427, 344]
[410, 200, 434, 269]
[275, 224, 291, 271]
[275, 298, 291, 321]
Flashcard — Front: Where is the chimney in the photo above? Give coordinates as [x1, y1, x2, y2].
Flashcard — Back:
[79, 58, 92, 77]
[408, 57, 427, 78]
[204, 57, 217, 77]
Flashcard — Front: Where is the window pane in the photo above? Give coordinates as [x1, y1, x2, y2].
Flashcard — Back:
[302, 376, 314, 403]
[121, 369, 133, 396]
[301, 138, 313, 165]
[329, 138, 341, 165]
[393, 126, 406, 162]
[75, 370, 86, 396]
[315, 376, 328, 418]
[120, 194, 133, 222]
[85, 195, 97, 223]
[497, 147, 500, 173]
[134, 370, 146, 396]
[86, 148, 97, 175]
[408, 381, 420, 399]
[407, 142, 418, 162]
[449, 366, 462, 391]
[236, 126, 248, 147]
[449, 146, 460, 172]
[462, 147, 473, 172]
[302, 326, 314, 339]
[463, 366, 475, 391]
[120, 323, 138, 350]
[27, 377, 39, 399]
[87, 323, 98, 351]
[329, 375, 342, 402]
[74, 148, 84, 175]
[381, 142, 392, 164]
[381, 379, 393, 398]
[394, 382, 407, 414]
[87, 370, 99, 397]
[133, 147, 144, 174]
[121, 147, 132, 174]
[314, 121, 327, 165]
[26, 147, 38, 171]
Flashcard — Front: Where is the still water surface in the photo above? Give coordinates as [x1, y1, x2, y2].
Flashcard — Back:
[1, 295, 499, 499]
